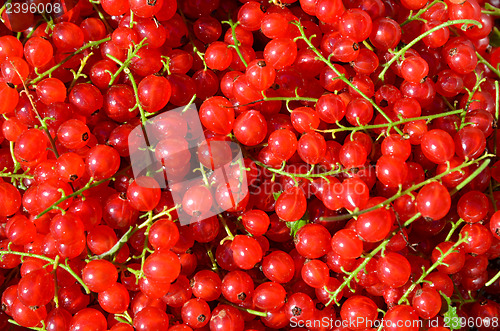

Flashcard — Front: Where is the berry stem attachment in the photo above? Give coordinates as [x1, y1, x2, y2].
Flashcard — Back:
[326, 235, 393, 306]
[69, 52, 93, 90]
[397, 234, 469, 305]
[28, 36, 111, 86]
[292, 21, 404, 135]
[106, 38, 147, 86]
[179, 8, 208, 70]
[91, 226, 135, 261]
[400, 0, 445, 27]
[476, 51, 500, 80]
[254, 159, 345, 182]
[222, 19, 248, 68]
[52, 255, 60, 308]
[91, 3, 113, 33]
[0, 249, 90, 294]
[0, 169, 33, 180]
[444, 218, 465, 242]
[8, 319, 46, 331]
[315, 109, 465, 135]
[220, 299, 267, 317]
[35, 171, 122, 219]
[378, 19, 482, 82]
[485, 270, 500, 287]
[206, 245, 220, 275]
[325, 211, 423, 307]
[219, 214, 235, 243]
[321, 154, 492, 222]
[482, 3, 500, 16]
[229, 95, 318, 108]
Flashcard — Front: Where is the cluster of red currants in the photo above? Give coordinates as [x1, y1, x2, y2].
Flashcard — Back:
[0, 0, 500, 330]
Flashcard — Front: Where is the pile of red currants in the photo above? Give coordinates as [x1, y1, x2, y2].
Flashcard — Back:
[1, 0, 500, 330]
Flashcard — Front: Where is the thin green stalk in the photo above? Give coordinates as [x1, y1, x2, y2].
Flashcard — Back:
[398, 235, 469, 305]
[106, 38, 148, 87]
[316, 109, 465, 135]
[221, 299, 267, 317]
[232, 95, 318, 108]
[222, 19, 248, 68]
[206, 245, 220, 275]
[292, 21, 403, 135]
[473, 52, 498, 79]
[326, 236, 392, 306]
[0, 170, 33, 180]
[35, 175, 118, 219]
[445, 218, 465, 242]
[378, 19, 482, 82]
[91, 226, 136, 261]
[0, 250, 90, 294]
[14, 63, 60, 159]
[28, 37, 111, 86]
[179, 8, 208, 70]
[254, 160, 345, 182]
[322, 154, 492, 222]
[486, 270, 500, 287]
[219, 214, 235, 243]
[495, 81, 499, 157]
[69, 52, 93, 90]
[400, 0, 445, 27]
[450, 158, 491, 194]
[92, 3, 113, 33]
[326, 211, 422, 307]
[482, 3, 500, 16]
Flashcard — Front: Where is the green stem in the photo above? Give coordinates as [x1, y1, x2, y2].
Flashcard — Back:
[317, 109, 465, 135]
[136, 221, 153, 281]
[254, 160, 345, 181]
[206, 245, 220, 275]
[321, 154, 492, 222]
[150, 204, 181, 222]
[52, 255, 60, 308]
[400, 0, 445, 27]
[0, 1, 10, 23]
[7, 142, 20, 174]
[28, 37, 111, 86]
[476, 51, 500, 80]
[219, 215, 235, 242]
[495, 80, 499, 157]
[8, 319, 46, 331]
[231, 95, 318, 108]
[35, 175, 117, 219]
[378, 19, 482, 82]
[12, 62, 60, 160]
[91, 226, 136, 261]
[486, 270, 500, 287]
[449, 158, 491, 194]
[445, 218, 465, 242]
[220, 299, 267, 317]
[222, 19, 248, 68]
[0, 170, 33, 180]
[179, 9, 208, 70]
[92, 3, 113, 33]
[482, 3, 500, 16]
[125, 68, 148, 125]
[326, 236, 392, 306]
[326, 211, 421, 307]
[69, 52, 93, 90]
[0, 250, 90, 294]
[292, 21, 403, 135]
[398, 235, 469, 305]
[495, 81, 499, 123]
[106, 38, 147, 87]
